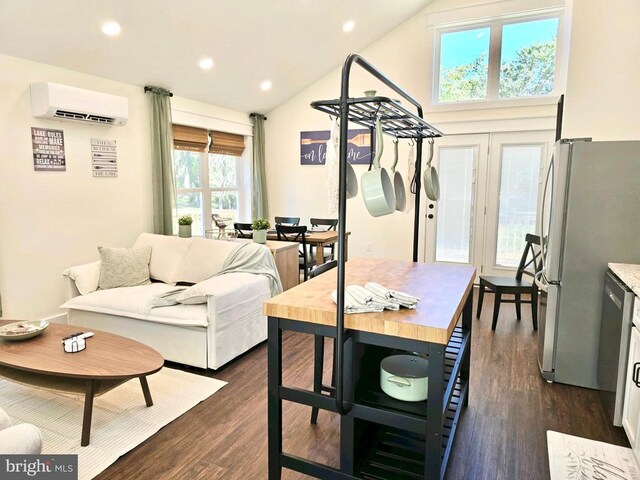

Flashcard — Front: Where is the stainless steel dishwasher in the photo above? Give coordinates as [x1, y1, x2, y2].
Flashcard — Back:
[598, 270, 635, 426]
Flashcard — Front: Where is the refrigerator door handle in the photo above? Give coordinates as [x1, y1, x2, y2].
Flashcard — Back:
[539, 154, 554, 281]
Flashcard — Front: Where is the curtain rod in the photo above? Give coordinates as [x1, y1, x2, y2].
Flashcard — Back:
[250, 112, 267, 120]
[144, 86, 173, 97]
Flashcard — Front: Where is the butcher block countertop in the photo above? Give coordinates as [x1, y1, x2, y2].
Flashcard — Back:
[263, 257, 476, 345]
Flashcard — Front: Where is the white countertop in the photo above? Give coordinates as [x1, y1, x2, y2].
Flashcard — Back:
[609, 263, 640, 297]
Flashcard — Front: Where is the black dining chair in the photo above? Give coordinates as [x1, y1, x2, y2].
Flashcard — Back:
[308, 260, 338, 424]
[276, 225, 315, 281]
[310, 218, 338, 262]
[477, 234, 542, 331]
[274, 216, 300, 226]
[233, 222, 253, 239]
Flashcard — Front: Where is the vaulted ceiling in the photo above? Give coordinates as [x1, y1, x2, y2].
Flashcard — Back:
[0, 0, 432, 113]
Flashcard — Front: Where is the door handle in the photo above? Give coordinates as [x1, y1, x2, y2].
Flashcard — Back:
[633, 362, 640, 387]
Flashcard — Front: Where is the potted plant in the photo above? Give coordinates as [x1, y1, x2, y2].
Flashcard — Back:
[178, 215, 193, 238]
[251, 218, 270, 244]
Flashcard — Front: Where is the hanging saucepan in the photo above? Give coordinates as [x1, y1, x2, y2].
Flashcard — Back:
[423, 139, 440, 201]
[390, 138, 406, 211]
[361, 116, 395, 217]
[330, 119, 358, 199]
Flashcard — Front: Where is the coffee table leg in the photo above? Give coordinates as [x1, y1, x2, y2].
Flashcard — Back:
[81, 379, 97, 447]
[140, 376, 153, 407]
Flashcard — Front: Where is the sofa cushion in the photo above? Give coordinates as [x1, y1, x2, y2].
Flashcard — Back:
[173, 237, 242, 284]
[63, 261, 101, 295]
[98, 245, 152, 290]
[133, 233, 192, 284]
[61, 283, 208, 328]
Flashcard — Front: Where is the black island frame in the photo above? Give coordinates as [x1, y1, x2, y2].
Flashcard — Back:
[267, 54, 474, 479]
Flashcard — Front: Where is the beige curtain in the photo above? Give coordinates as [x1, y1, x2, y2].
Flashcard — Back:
[251, 113, 268, 219]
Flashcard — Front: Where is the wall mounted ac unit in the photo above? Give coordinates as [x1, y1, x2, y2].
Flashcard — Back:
[30, 82, 129, 126]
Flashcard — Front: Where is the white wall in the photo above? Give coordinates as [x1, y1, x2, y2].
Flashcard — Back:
[264, 0, 559, 262]
[0, 54, 250, 320]
[562, 0, 640, 140]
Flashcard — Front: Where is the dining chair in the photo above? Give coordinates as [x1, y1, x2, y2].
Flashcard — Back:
[310, 218, 338, 262]
[233, 222, 253, 239]
[274, 216, 300, 226]
[276, 225, 315, 281]
[476, 234, 542, 331]
[308, 260, 338, 424]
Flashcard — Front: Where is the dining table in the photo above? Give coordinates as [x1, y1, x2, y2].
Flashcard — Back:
[265, 229, 351, 266]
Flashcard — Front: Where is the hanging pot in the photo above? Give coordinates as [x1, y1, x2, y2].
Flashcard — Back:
[391, 138, 406, 212]
[380, 354, 429, 402]
[423, 139, 440, 201]
[361, 116, 395, 217]
[326, 119, 358, 212]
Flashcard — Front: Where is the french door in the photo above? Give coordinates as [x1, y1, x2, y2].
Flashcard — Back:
[424, 130, 554, 277]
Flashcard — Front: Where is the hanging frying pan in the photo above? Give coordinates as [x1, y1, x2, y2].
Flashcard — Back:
[423, 139, 440, 201]
[390, 138, 406, 211]
[361, 116, 395, 217]
[329, 118, 358, 200]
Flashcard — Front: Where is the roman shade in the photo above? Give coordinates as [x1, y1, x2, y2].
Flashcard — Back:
[209, 130, 245, 156]
[173, 125, 209, 152]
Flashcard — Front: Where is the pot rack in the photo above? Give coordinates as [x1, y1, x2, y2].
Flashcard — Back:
[310, 54, 443, 416]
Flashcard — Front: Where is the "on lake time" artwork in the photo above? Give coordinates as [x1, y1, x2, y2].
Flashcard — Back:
[300, 128, 373, 165]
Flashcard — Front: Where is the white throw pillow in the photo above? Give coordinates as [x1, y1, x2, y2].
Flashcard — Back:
[97, 245, 152, 290]
[63, 261, 101, 295]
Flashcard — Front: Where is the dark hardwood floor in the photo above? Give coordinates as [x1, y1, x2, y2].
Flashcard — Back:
[96, 289, 628, 479]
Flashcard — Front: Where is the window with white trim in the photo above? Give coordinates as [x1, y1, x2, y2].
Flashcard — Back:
[434, 13, 561, 104]
[172, 125, 249, 236]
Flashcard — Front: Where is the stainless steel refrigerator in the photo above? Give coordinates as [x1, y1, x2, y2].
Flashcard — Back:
[536, 138, 640, 389]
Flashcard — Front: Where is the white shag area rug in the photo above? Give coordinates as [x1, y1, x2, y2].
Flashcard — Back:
[547, 430, 640, 479]
[0, 367, 226, 480]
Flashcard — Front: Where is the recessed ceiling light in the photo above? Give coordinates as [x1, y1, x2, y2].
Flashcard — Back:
[101, 21, 121, 37]
[199, 58, 214, 70]
[260, 80, 272, 92]
[342, 20, 356, 33]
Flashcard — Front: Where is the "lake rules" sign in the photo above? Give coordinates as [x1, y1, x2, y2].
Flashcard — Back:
[31, 127, 66, 171]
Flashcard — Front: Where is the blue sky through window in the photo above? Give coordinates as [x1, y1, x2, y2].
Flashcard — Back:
[501, 18, 558, 62]
[440, 27, 490, 69]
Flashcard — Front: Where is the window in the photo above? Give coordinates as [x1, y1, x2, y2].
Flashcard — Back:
[172, 125, 248, 236]
[435, 14, 560, 104]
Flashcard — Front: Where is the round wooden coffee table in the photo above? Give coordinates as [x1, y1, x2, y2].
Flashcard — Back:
[0, 321, 164, 446]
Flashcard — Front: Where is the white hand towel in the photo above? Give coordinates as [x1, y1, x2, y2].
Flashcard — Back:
[331, 290, 384, 314]
[347, 285, 399, 311]
[365, 282, 419, 309]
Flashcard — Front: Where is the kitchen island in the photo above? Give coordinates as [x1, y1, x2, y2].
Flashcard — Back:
[264, 258, 475, 479]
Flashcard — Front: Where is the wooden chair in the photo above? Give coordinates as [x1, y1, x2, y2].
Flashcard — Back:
[233, 222, 253, 239]
[477, 234, 542, 331]
[274, 216, 300, 226]
[310, 218, 338, 262]
[308, 260, 338, 424]
[276, 225, 315, 281]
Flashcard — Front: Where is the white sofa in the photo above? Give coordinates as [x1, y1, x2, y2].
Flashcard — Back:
[61, 233, 277, 370]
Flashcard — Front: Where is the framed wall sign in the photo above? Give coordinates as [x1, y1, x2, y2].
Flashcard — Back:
[300, 128, 373, 165]
[31, 127, 66, 171]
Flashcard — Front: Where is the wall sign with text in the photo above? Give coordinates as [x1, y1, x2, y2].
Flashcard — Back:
[300, 128, 373, 165]
[31, 127, 65, 171]
[91, 138, 117, 177]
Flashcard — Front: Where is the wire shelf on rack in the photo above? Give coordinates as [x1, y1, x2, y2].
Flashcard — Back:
[310, 96, 442, 139]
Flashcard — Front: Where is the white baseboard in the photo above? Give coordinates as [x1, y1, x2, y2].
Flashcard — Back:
[41, 312, 68, 325]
